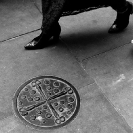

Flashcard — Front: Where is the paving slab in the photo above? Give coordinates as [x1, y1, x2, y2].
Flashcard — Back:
[1, 82, 132, 133]
[0, 31, 94, 132]
[59, 7, 133, 62]
[33, 0, 42, 13]
[0, 0, 42, 41]
[82, 41, 133, 130]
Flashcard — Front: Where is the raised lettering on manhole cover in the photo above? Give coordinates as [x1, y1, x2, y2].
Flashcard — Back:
[12, 76, 80, 130]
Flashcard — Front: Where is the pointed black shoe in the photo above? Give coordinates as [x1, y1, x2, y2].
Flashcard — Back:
[25, 23, 61, 50]
[108, 1, 133, 33]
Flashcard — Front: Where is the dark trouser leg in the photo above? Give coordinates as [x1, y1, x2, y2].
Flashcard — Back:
[108, 0, 128, 12]
[41, 0, 66, 34]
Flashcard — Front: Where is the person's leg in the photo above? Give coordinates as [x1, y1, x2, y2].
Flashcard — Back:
[25, 0, 65, 50]
[108, 0, 128, 12]
[63, 0, 133, 33]
[108, 0, 133, 33]
[41, 0, 66, 34]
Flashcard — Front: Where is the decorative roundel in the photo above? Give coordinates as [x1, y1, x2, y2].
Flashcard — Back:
[12, 76, 80, 130]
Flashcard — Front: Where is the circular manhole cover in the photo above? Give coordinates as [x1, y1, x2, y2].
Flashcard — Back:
[12, 76, 80, 130]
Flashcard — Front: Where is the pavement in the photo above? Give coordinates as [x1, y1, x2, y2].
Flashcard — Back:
[0, 0, 133, 133]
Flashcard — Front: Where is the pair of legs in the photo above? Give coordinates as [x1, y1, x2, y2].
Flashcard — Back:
[25, 0, 133, 50]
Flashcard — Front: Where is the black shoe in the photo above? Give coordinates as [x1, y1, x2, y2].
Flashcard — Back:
[108, 1, 133, 33]
[25, 22, 61, 50]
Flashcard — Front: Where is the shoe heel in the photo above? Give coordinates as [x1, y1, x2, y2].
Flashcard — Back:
[53, 23, 61, 42]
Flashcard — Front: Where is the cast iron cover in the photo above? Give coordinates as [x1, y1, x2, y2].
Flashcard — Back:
[12, 76, 80, 130]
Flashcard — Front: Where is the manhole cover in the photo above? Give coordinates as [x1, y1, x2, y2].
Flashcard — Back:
[13, 76, 80, 130]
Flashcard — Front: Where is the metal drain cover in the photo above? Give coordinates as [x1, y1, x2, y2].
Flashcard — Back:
[13, 76, 80, 130]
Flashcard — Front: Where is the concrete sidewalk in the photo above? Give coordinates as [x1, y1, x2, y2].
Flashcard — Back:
[0, 0, 133, 133]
